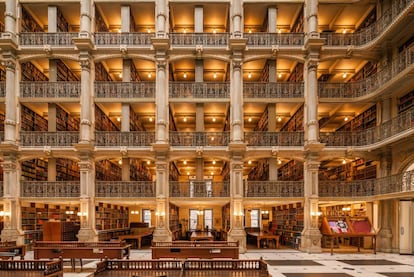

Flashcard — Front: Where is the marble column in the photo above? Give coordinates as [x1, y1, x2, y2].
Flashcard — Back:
[231, 0, 242, 37]
[48, 6, 57, 32]
[155, 0, 167, 37]
[155, 59, 168, 143]
[121, 59, 131, 132]
[121, 5, 131, 33]
[194, 6, 203, 32]
[79, 57, 93, 142]
[305, 0, 319, 37]
[153, 159, 172, 241]
[3, 59, 17, 142]
[305, 59, 319, 144]
[80, 0, 92, 36]
[4, 0, 16, 36]
[231, 60, 243, 142]
[268, 6, 277, 33]
[301, 157, 322, 253]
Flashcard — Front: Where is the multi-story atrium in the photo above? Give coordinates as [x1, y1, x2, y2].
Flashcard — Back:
[0, 0, 413, 254]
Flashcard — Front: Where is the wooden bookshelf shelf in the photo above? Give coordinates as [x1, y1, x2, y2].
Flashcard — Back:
[271, 203, 303, 249]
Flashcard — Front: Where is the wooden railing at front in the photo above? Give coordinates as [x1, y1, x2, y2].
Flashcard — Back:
[95, 258, 270, 276]
[0, 259, 63, 277]
[151, 241, 239, 259]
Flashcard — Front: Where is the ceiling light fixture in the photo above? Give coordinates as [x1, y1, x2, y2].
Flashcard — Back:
[248, 117, 252, 122]
[344, 116, 349, 122]
[212, 160, 216, 165]
[213, 72, 217, 79]
[183, 160, 187, 165]
[212, 117, 216, 122]
[149, 117, 153, 122]
[277, 117, 282, 122]
[248, 72, 252, 79]
[148, 72, 152, 78]
[183, 117, 187, 122]
[248, 160, 252, 165]
[342, 159, 347, 164]
[342, 73, 347, 79]
[183, 72, 187, 79]
[277, 159, 282, 165]
[278, 73, 283, 78]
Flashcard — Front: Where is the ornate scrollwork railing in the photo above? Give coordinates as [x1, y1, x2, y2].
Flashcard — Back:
[95, 132, 155, 147]
[244, 181, 304, 198]
[244, 33, 305, 47]
[94, 32, 154, 46]
[244, 82, 304, 98]
[321, 0, 414, 46]
[96, 181, 155, 197]
[170, 33, 229, 47]
[20, 82, 81, 98]
[170, 132, 230, 147]
[169, 181, 229, 198]
[95, 82, 156, 98]
[169, 82, 230, 99]
[320, 107, 414, 146]
[21, 181, 80, 197]
[19, 32, 78, 46]
[20, 132, 79, 147]
[245, 132, 304, 146]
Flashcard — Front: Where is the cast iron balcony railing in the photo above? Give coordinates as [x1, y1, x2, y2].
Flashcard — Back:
[95, 82, 155, 98]
[244, 181, 304, 198]
[319, 170, 414, 198]
[321, 0, 414, 47]
[320, 107, 414, 147]
[95, 132, 155, 147]
[20, 132, 79, 147]
[0, 81, 5, 97]
[20, 82, 81, 98]
[244, 82, 304, 98]
[21, 181, 80, 197]
[245, 33, 305, 47]
[96, 181, 155, 197]
[170, 33, 229, 47]
[94, 32, 154, 46]
[169, 82, 230, 99]
[169, 181, 229, 198]
[170, 132, 230, 147]
[319, 47, 414, 99]
[245, 132, 304, 147]
[19, 32, 78, 46]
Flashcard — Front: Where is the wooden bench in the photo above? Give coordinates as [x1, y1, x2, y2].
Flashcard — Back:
[0, 259, 63, 276]
[94, 258, 271, 277]
[0, 241, 26, 260]
[151, 241, 239, 259]
[33, 241, 131, 271]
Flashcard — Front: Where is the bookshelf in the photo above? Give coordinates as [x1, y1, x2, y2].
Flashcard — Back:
[320, 159, 376, 181]
[291, 7, 304, 32]
[169, 161, 180, 181]
[271, 202, 303, 248]
[254, 106, 268, 131]
[337, 105, 376, 131]
[130, 107, 146, 131]
[259, 61, 269, 82]
[0, 68, 5, 81]
[222, 203, 230, 232]
[56, 158, 80, 181]
[95, 160, 122, 181]
[43, 221, 80, 241]
[57, 8, 69, 32]
[350, 62, 377, 82]
[21, 105, 48, 131]
[130, 159, 153, 181]
[398, 90, 414, 113]
[248, 159, 269, 181]
[56, 105, 79, 131]
[21, 159, 48, 181]
[56, 60, 79, 81]
[95, 62, 112, 81]
[21, 62, 48, 82]
[280, 104, 304, 131]
[169, 203, 181, 240]
[95, 105, 119, 131]
[131, 61, 141, 81]
[0, 113, 5, 132]
[287, 63, 303, 82]
[277, 160, 303, 181]
[169, 109, 178, 131]
[21, 6, 44, 32]
[95, 8, 109, 32]
[95, 203, 129, 231]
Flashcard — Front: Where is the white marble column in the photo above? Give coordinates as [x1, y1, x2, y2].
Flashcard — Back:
[305, 59, 319, 143]
[4, 0, 16, 35]
[231, 61, 243, 142]
[3, 60, 17, 142]
[80, 0, 92, 35]
[231, 0, 242, 37]
[305, 0, 318, 37]
[268, 6, 277, 33]
[155, 0, 168, 37]
[155, 59, 168, 143]
[153, 160, 172, 242]
[79, 58, 93, 142]
[48, 6, 57, 32]
[194, 6, 203, 32]
[301, 158, 322, 253]
[121, 5, 131, 32]
[121, 60, 131, 132]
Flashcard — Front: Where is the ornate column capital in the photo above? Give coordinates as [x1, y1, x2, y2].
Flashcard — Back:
[2, 60, 16, 72]
[79, 59, 91, 71]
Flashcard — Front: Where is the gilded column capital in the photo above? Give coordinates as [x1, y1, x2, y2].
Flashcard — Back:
[2, 60, 16, 71]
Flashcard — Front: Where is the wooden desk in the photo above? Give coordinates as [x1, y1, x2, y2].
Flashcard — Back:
[247, 232, 280, 249]
[0, 242, 26, 260]
[190, 231, 214, 241]
[118, 232, 153, 249]
[325, 233, 376, 255]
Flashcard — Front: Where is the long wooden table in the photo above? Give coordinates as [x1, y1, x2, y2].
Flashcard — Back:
[190, 231, 214, 241]
[324, 233, 376, 255]
[118, 232, 153, 249]
[247, 232, 280, 249]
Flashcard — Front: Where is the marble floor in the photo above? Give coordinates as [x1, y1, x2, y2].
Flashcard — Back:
[23, 248, 414, 277]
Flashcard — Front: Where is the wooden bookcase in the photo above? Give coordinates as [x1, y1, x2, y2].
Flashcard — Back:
[248, 159, 269, 181]
[291, 7, 304, 32]
[350, 62, 377, 82]
[169, 203, 181, 240]
[21, 6, 44, 32]
[254, 106, 268, 131]
[130, 159, 153, 181]
[277, 160, 303, 181]
[21, 158, 48, 181]
[95, 105, 119, 131]
[320, 159, 376, 181]
[21, 62, 48, 82]
[95, 8, 109, 32]
[56, 158, 80, 181]
[95, 62, 113, 81]
[169, 161, 180, 181]
[280, 104, 304, 131]
[56, 105, 79, 131]
[398, 90, 414, 113]
[337, 105, 376, 131]
[21, 105, 48, 131]
[95, 160, 122, 181]
[271, 202, 303, 248]
[95, 203, 129, 231]
[56, 60, 79, 81]
[43, 221, 80, 241]
[57, 8, 69, 32]
[259, 61, 269, 82]
[130, 107, 146, 131]
[169, 109, 178, 131]
[0, 113, 5, 132]
[0, 68, 6, 81]
[287, 63, 303, 82]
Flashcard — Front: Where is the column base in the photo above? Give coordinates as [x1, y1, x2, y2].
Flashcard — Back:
[0, 229, 24, 245]
[228, 228, 246, 254]
[153, 228, 172, 242]
[378, 228, 393, 253]
[77, 228, 98, 242]
[300, 229, 322, 253]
